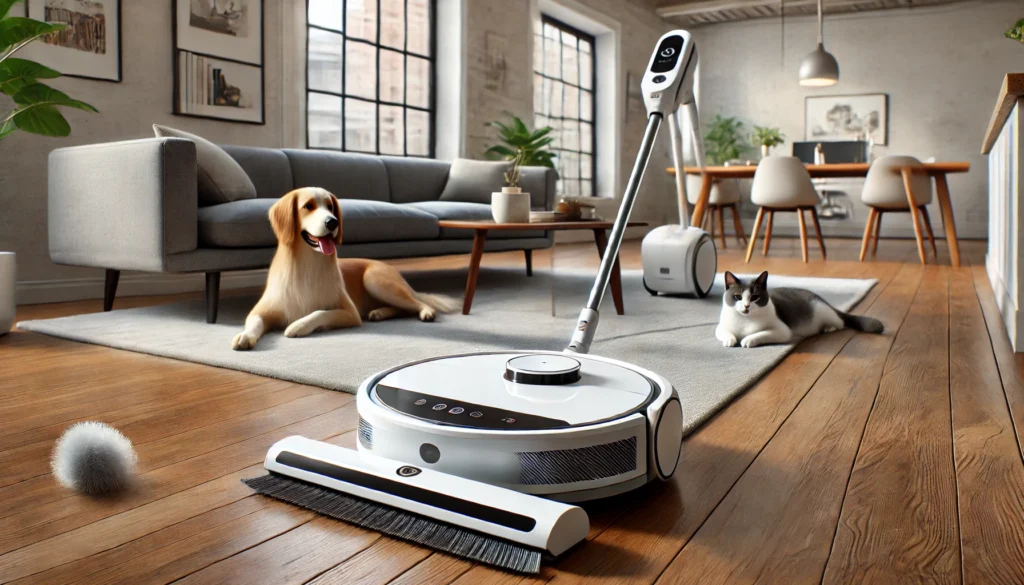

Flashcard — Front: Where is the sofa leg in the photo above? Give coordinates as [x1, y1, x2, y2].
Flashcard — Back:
[206, 272, 221, 324]
[103, 269, 120, 312]
[524, 249, 533, 277]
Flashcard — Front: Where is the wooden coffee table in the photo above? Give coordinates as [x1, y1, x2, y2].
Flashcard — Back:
[437, 220, 648, 315]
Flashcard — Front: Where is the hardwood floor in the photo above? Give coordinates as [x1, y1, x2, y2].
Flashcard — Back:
[4, 236, 1024, 584]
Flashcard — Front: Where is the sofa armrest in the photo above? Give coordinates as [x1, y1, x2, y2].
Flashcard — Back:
[48, 138, 199, 272]
[519, 165, 559, 210]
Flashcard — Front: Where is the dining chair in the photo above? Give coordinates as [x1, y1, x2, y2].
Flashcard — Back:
[686, 175, 746, 248]
[858, 155, 936, 264]
[746, 156, 825, 263]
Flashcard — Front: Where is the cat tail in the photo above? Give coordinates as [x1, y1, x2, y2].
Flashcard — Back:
[840, 311, 884, 334]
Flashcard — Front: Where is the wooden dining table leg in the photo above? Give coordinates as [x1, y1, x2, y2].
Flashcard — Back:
[593, 229, 624, 315]
[902, 168, 928, 265]
[461, 229, 488, 315]
[934, 173, 961, 268]
[690, 174, 714, 229]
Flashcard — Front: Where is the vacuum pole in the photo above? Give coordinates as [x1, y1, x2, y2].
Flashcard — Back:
[567, 113, 663, 354]
[668, 108, 690, 229]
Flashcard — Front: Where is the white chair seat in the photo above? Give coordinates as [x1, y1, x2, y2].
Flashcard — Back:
[686, 176, 741, 206]
[861, 155, 932, 209]
[750, 156, 819, 208]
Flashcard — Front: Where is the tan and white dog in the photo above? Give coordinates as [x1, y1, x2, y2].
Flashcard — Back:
[232, 187, 454, 351]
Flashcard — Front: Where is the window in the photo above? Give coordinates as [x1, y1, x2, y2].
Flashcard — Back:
[306, 0, 435, 157]
[533, 16, 595, 197]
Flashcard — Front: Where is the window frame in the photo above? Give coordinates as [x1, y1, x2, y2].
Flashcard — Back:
[534, 14, 597, 196]
[304, 0, 437, 158]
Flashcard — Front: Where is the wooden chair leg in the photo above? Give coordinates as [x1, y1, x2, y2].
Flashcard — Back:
[716, 206, 727, 249]
[797, 209, 809, 263]
[205, 272, 221, 324]
[860, 208, 878, 262]
[762, 210, 774, 256]
[902, 168, 928, 265]
[103, 269, 120, 312]
[809, 207, 826, 260]
[730, 204, 746, 245]
[872, 211, 883, 256]
[920, 206, 938, 258]
[745, 208, 765, 263]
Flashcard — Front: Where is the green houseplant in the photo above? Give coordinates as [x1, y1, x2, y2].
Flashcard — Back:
[1007, 18, 1024, 44]
[484, 114, 556, 169]
[751, 126, 786, 159]
[0, 0, 97, 141]
[703, 115, 748, 166]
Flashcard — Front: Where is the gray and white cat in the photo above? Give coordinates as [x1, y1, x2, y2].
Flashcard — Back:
[715, 271, 884, 348]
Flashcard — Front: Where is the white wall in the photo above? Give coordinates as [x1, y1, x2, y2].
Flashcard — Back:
[691, 0, 1023, 239]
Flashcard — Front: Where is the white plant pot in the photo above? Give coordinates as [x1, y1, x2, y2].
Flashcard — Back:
[491, 187, 531, 223]
[0, 252, 14, 336]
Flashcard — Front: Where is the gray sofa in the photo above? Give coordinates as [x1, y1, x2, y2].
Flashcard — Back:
[48, 138, 557, 322]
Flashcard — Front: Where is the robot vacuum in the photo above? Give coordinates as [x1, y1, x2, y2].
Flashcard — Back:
[356, 351, 682, 502]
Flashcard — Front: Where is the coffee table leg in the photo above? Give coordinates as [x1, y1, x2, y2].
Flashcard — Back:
[463, 229, 487, 315]
[593, 229, 625, 315]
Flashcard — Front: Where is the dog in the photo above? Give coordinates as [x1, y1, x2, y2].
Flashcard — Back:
[232, 187, 454, 351]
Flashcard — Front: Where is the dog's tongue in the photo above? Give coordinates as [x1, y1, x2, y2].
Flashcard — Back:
[316, 237, 336, 256]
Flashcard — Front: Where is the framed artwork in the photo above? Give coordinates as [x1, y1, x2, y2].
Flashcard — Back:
[173, 0, 264, 124]
[805, 93, 888, 145]
[18, 0, 122, 82]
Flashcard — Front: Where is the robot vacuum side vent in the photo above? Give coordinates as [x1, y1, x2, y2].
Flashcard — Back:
[358, 417, 373, 450]
[517, 437, 637, 485]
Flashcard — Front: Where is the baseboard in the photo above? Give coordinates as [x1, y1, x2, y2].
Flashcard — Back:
[986, 253, 1021, 352]
[16, 269, 269, 306]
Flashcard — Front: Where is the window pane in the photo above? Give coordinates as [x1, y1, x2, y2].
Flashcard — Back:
[581, 154, 592, 179]
[345, 41, 376, 99]
[563, 179, 579, 196]
[579, 48, 592, 90]
[549, 80, 563, 117]
[308, 93, 342, 149]
[307, 29, 342, 93]
[561, 32, 578, 86]
[562, 120, 579, 151]
[549, 118, 562, 149]
[580, 179, 592, 197]
[407, 0, 430, 56]
[541, 77, 552, 116]
[380, 0, 404, 49]
[580, 122, 592, 153]
[380, 49, 404, 103]
[533, 74, 543, 115]
[346, 0, 377, 41]
[379, 105, 404, 155]
[564, 85, 579, 119]
[580, 90, 592, 122]
[407, 108, 430, 155]
[562, 152, 578, 179]
[309, 0, 342, 31]
[543, 24, 560, 78]
[533, 34, 543, 75]
[345, 99, 376, 152]
[407, 57, 430, 108]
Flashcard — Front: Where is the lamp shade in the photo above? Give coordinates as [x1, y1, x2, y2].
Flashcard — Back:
[799, 43, 839, 86]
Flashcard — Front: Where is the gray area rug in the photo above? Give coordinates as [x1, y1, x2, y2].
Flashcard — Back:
[18, 269, 876, 434]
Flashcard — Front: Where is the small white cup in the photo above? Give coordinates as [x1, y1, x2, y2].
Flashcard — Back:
[0, 252, 15, 336]
[491, 187, 531, 224]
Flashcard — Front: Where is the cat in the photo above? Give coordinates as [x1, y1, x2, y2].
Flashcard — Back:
[715, 271, 884, 348]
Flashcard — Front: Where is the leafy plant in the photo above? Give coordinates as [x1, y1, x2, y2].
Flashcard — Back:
[0, 0, 97, 141]
[703, 115, 748, 165]
[751, 125, 786, 149]
[1007, 18, 1024, 44]
[484, 114, 556, 169]
[504, 150, 524, 188]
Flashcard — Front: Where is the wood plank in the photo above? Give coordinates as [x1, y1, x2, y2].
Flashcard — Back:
[653, 263, 924, 584]
[449, 263, 902, 585]
[822, 267, 960, 584]
[981, 73, 1024, 154]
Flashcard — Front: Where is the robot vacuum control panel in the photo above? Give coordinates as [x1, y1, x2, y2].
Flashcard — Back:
[370, 352, 657, 430]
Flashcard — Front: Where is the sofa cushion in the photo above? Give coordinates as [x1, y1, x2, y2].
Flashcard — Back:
[406, 201, 538, 240]
[221, 145, 295, 199]
[438, 158, 511, 204]
[152, 125, 257, 206]
[283, 149, 390, 202]
[381, 156, 451, 203]
[198, 198, 439, 248]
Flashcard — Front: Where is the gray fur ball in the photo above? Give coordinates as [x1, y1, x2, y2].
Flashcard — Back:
[51, 421, 138, 496]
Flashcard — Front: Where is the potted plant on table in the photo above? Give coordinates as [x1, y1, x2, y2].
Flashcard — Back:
[491, 151, 531, 224]
[751, 126, 786, 159]
[484, 114, 556, 169]
[1006, 18, 1024, 44]
[0, 0, 98, 334]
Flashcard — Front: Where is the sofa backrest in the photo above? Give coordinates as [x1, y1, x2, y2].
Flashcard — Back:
[219, 145, 295, 199]
[380, 156, 451, 204]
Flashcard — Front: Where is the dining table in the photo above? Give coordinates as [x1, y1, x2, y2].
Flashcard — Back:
[668, 161, 971, 267]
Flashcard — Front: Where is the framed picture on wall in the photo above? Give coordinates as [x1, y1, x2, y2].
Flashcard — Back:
[173, 0, 264, 124]
[805, 93, 888, 145]
[18, 0, 122, 82]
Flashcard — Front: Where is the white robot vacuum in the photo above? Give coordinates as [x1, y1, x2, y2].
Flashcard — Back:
[640, 32, 718, 298]
[351, 31, 702, 503]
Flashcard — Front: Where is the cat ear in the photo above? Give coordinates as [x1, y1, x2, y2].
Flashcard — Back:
[724, 272, 738, 287]
[755, 271, 769, 287]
